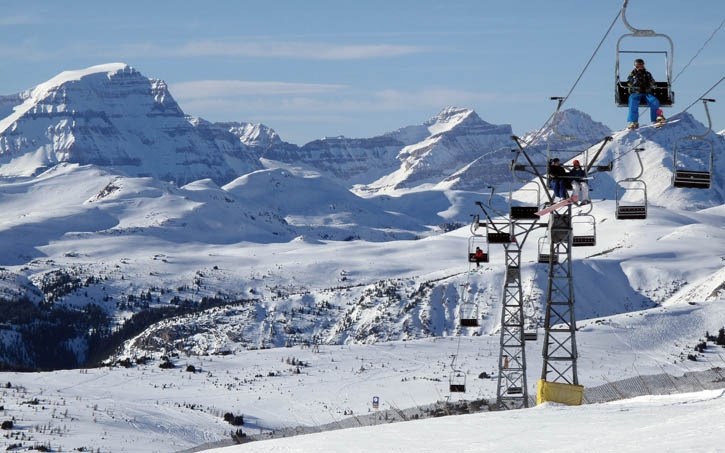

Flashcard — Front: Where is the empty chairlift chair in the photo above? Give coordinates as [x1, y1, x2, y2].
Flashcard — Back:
[616, 148, 648, 220]
[486, 222, 512, 244]
[510, 183, 542, 220]
[449, 370, 466, 393]
[672, 98, 716, 189]
[459, 292, 480, 327]
[572, 214, 596, 247]
[616, 180, 648, 219]
[537, 235, 558, 264]
[523, 327, 538, 342]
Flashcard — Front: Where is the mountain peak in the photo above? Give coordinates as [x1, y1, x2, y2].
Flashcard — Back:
[31, 63, 134, 99]
[0, 63, 260, 184]
[425, 107, 478, 136]
[523, 108, 612, 150]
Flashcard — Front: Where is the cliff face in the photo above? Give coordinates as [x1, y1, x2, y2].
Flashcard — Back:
[0, 63, 261, 185]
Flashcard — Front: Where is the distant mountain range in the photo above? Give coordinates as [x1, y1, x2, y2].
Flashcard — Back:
[0, 63, 260, 185]
[0, 64, 615, 192]
[0, 63, 723, 370]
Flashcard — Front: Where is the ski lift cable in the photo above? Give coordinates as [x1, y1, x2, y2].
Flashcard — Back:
[633, 17, 724, 130]
[672, 18, 725, 84]
[559, 8, 623, 109]
[560, 9, 721, 165]
[523, 7, 623, 151]
[530, 8, 719, 161]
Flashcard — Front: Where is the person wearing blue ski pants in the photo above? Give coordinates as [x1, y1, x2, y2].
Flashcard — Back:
[627, 92, 660, 123]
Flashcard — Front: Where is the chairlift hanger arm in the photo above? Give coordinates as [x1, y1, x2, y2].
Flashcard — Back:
[585, 136, 614, 173]
[620, 147, 646, 181]
[696, 98, 716, 137]
[511, 135, 551, 202]
[470, 214, 481, 235]
[621, 0, 656, 35]
[475, 201, 497, 230]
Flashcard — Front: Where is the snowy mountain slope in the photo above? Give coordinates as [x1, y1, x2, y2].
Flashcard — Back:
[0, 65, 722, 451]
[0, 63, 261, 185]
[363, 108, 514, 191]
[263, 134, 405, 186]
[261, 107, 520, 191]
[222, 121, 287, 153]
[522, 108, 613, 150]
[574, 112, 725, 210]
[222, 166, 427, 241]
[97, 195, 723, 360]
[2, 296, 725, 452]
[0, 70, 722, 370]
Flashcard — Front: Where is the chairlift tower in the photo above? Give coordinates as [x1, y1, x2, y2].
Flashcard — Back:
[539, 208, 580, 390]
[502, 125, 606, 408]
[477, 168, 546, 410]
[483, 96, 611, 409]
[494, 227, 531, 410]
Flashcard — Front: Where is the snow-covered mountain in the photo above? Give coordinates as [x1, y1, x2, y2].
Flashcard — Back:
[263, 134, 405, 185]
[0, 63, 261, 185]
[585, 112, 725, 210]
[522, 108, 613, 150]
[0, 63, 723, 452]
[221, 121, 292, 154]
[363, 107, 514, 191]
[0, 63, 722, 371]
[261, 107, 518, 191]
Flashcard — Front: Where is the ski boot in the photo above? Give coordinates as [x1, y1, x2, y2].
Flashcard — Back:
[654, 109, 666, 128]
[627, 122, 639, 130]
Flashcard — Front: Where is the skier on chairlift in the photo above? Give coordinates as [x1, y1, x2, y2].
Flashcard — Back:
[548, 158, 568, 201]
[626, 58, 666, 129]
[474, 247, 485, 267]
[568, 160, 590, 205]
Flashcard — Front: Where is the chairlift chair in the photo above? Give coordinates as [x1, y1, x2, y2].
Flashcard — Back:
[459, 298, 480, 327]
[487, 222, 512, 244]
[615, 2, 674, 107]
[615, 147, 648, 219]
[523, 328, 538, 342]
[467, 235, 489, 265]
[616, 179, 648, 219]
[449, 370, 466, 393]
[673, 140, 713, 189]
[537, 235, 558, 264]
[673, 99, 716, 189]
[572, 214, 596, 247]
[510, 183, 542, 220]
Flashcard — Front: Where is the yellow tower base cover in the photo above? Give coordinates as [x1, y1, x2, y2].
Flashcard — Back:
[536, 379, 584, 405]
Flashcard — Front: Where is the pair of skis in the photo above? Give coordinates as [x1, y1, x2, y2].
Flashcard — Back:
[535, 195, 579, 217]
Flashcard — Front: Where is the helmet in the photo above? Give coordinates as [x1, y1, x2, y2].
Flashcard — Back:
[573, 160, 580, 166]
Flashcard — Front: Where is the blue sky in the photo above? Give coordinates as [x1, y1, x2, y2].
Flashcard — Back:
[1, 0, 723, 145]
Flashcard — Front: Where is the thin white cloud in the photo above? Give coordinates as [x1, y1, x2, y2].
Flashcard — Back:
[0, 39, 432, 62]
[173, 85, 502, 122]
[172, 40, 430, 60]
[0, 15, 41, 26]
[170, 80, 346, 100]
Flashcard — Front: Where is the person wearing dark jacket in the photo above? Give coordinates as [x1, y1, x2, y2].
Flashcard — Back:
[548, 158, 568, 200]
[627, 58, 665, 129]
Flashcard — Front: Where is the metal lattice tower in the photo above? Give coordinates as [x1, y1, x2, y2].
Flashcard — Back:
[540, 209, 579, 386]
[495, 236, 528, 409]
[489, 216, 543, 410]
